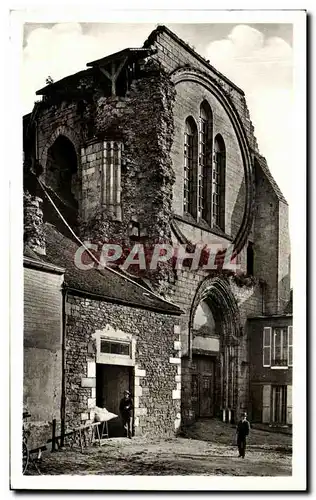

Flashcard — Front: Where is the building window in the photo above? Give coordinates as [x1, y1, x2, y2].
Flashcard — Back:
[100, 339, 131, 357]
[262, 326, 293, 368]
[262, 384, 292, 425]
[263, 327, 272, 367]
[288, 326, 293, 366]
[213, 134, 226, 231]
[45, 135, 79, 227]
[287, 385, 292, 424]
[103, 140, 123, 221]
[273, 328, 288, 367]
[199, 102, 213, 223]
[183, 117, 198, 218]
[272, 386, 287, 424]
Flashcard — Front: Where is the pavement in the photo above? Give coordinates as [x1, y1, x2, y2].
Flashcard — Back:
[25, 419, 292, 477]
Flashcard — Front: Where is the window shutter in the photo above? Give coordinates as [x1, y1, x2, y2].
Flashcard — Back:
[288, 325, 293, 367]
[286, 385, 292, 424]
[262, 385, 271, 423]
[263, 327, 272, 367]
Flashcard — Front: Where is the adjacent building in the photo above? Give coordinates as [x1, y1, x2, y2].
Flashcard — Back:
[248, 298, 293, 425]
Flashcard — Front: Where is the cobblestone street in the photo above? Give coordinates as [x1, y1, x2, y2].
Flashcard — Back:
[26, 421, 292, 477]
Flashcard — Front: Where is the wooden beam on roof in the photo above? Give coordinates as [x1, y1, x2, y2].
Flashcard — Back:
[99, 57, 128, 96]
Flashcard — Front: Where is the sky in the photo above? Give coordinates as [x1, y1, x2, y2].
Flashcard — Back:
[22, 22, 294, 218]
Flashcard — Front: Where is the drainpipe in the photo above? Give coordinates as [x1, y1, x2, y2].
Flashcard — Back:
[188, 317, 193, 361]
[35, 116, 38, 161]
[261, 281, 266, 315]
[60, 288, 67, 447]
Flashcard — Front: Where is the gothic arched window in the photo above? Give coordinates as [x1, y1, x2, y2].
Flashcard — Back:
[183, 117, 198, 218]
[213, 134, 226, 231]
[199, 101, 213, 223]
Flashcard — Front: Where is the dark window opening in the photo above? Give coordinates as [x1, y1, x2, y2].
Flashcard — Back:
[100, 339, 131, 357]
[128, 221, 140, 240]
[213, 134, 226, 231]
[46, 135, 79, 208]
[96, 364, 133, 437]
[44, 135, 79, 230]
[184, 117, 198, 219]
[271, 385, 287, 424]
[247, 242, 254, 276]
[199, 101, 213, 224]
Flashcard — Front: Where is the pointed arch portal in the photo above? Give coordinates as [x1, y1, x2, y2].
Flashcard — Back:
[189, 277, 242, 421]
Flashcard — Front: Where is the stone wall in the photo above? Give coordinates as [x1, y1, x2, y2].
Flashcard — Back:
[278, 201, 291, 312]
[64, 293, 181, 437]
[254, 164, 282, 314]
[83, 59, 176, 292]
[230, 278, 264, 414]
[35, 59, 177, 293]
[24, 192, 46, 255]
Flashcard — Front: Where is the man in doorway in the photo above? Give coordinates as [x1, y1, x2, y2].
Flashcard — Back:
[119, 390, 133, 439]
[236, 412, 250, 458]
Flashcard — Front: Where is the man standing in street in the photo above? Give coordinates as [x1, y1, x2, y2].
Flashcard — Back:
[236, 412, 250, 458]
[119, 390, 133, 439]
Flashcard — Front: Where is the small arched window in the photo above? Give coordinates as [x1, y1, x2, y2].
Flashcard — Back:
[213, 134, 226, 231]
[45, 134, 79, 229]
[184, 117, 198, 218]
[199, 101, 213, 223]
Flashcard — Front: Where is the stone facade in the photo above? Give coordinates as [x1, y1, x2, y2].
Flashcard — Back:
[65, 293, 181, 436]
[23, 192, 46, 255]
[32, 57, 177, 292]
[23, 25, 292, 433]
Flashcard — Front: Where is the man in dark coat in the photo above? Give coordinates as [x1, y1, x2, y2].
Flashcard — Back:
[119, 390, 133, 439]
[236, 412, 250, 458]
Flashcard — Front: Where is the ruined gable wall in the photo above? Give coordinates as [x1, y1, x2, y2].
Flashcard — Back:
[144, 29, 259, 275]
[34, 60, 177, 292]
[144, 28, 259, 153]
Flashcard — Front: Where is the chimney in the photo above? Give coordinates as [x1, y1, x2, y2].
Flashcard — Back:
[24, 192, 46, 255]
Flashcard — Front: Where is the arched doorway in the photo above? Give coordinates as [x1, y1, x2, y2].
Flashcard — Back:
[189, 277, 242, 423]
[44, 135, 80, 229]
[191, 300, 219, 417]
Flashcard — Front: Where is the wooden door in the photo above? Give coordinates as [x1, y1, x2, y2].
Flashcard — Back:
[192, 356, 215, 418]
[96, 364, 132, 413]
